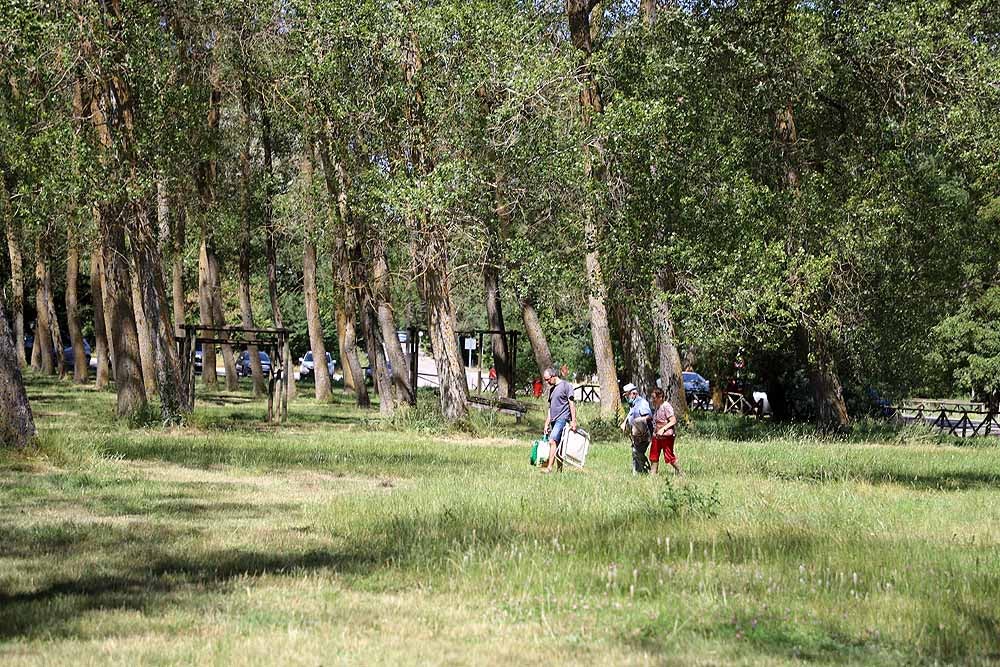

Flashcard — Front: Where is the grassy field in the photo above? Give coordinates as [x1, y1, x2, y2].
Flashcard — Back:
[2, 375, 999, 666]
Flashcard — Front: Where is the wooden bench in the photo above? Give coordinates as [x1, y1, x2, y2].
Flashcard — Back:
[467, 395, 529, 422]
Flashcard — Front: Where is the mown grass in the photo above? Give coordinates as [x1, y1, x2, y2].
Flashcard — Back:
[1, 373, 999, 665]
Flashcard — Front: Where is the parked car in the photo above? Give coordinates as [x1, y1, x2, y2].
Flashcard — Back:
[682, 371, 711, 403]
[299, 351, 335, 379]
[236, 350, 272, 377]
[25, 335, 91, 369]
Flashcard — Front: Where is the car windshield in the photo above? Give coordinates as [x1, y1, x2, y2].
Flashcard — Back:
[303, 352, 313, 362]
[683, 372, 704, 382]
[326, 353, 333, 363]
[259, 352, 270, 362]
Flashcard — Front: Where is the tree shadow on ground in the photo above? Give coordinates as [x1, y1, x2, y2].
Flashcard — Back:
[770, 467, 1000, 491]
[0, 543, 393, 641]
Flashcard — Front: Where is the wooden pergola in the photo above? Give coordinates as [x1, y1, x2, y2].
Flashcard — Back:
[176, 325, 291, 423]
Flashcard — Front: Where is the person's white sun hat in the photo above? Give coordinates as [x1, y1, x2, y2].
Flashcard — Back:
[621, 383, 638, 395]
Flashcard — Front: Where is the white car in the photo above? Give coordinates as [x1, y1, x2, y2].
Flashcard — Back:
[298, 351, 335, 379]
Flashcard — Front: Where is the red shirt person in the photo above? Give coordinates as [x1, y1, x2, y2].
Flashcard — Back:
[650, 388, 683, 476]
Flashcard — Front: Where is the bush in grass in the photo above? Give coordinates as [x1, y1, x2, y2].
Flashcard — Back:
[659, 478, 721, 518]
[587, 417, 624, 443]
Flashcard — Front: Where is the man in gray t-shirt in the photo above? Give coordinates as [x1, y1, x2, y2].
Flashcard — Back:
[542, 367, 577, 473]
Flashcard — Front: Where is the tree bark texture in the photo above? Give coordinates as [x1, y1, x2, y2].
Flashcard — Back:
[207, 247, 239, 391]
[65, 237, 89, 383]
[0, 291, 36, 448]
[568, 0, 620, 418]
[626, 310, 656, 396]
[300, 139, 333, 401]
[2, 192, 26, 368]
[372, 239, 412, 406]
[101, 205, 148, 417]
[336, 306, 355, 392]
[131, 267, 158, 395]
[135, 201, 188, 421]
[517, 292, 553, 378]
[85, 2, 147, 417]
[172, 205, 186, 334]
[653, 270, 687, 419]
[33, 244, 55, 375]
[90, 248, 111, 388]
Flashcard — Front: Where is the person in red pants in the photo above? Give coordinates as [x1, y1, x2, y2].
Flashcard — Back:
[650, 388, 683, 476]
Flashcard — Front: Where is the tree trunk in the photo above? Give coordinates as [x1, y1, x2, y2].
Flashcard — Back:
[415, 226, 469, 420]
[640, 0, 657, 26]
[336, 306, 355, 392]
[238, 144, 266, 397]
[197, 238, 218, 389]
[300, 138, 333, 401]
[30, 330, 39, 371]
[517, 292, 553, 378]
[338, 243, 369, 409]
[316, 126, 366, 405]
[357, 280, 393, 414]
[101, 205, 147, 418]
[131, 267, 158, 395]
[90, 249, 111, 389]
[207, 248, 239, 391]
[195, 63, 238, 391]
[44, 260, 64, 379]
[806, 330, 850, 429]
[484, 183, 512, 397]
[2, 191, 26, 368]
[172, 205, 186, 334]
[65, 237, 88, 383]
[653, 270, 687, 419]
[568, 0, 620, 418]
[99, 246, 117, 382]
[33, 245, 54, 375]
[776, 102, 849, 428]
[236, 91, 265, 396]
[372, 240, 412, 406]
[402, 28, 468, 420]
[0, 291, 36, 448]
[259, 107, 295, 405]
[135, 201, 188, 420]
[627, 310, 656, 396]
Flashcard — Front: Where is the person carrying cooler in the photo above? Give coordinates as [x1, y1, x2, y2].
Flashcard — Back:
[542, 367, 577, 474]
[650, 388, 683, 476]
[622, 383, 652, 474]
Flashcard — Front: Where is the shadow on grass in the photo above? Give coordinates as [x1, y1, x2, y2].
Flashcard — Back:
[0, 543, 393, 641]
[770, 465, 1000, 491]
[97, 434, 480, 473]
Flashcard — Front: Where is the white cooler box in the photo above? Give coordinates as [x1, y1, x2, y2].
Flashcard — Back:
[559, 427, 591, 468]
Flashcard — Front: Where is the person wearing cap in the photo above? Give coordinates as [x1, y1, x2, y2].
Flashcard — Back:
[621, 383, 652, 474]
[541, 366, 577, 473]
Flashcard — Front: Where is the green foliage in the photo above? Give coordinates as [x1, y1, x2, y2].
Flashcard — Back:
[657, 478, 721, 519]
